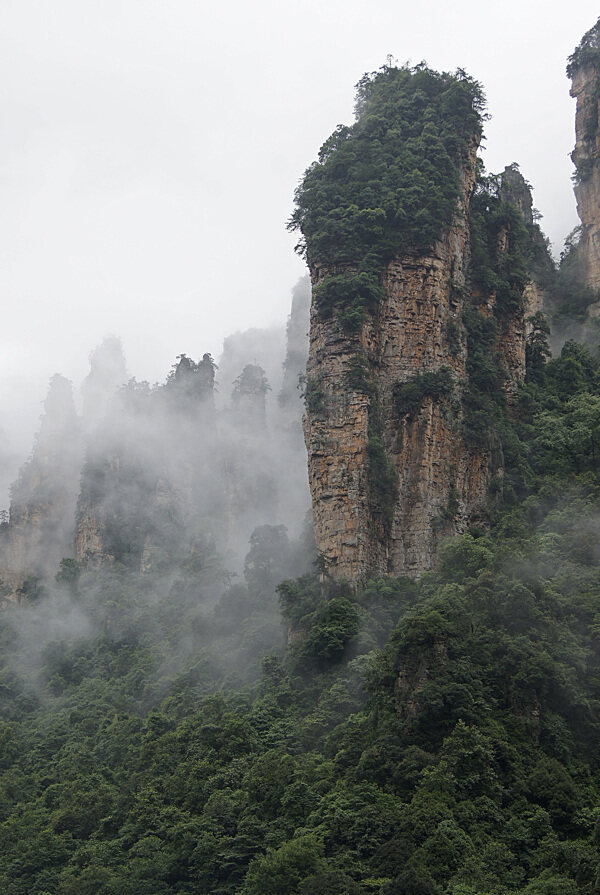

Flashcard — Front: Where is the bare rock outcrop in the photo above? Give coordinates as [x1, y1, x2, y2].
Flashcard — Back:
[496, 165, 550, 399]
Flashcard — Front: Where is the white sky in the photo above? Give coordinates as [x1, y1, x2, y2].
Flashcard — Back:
[0, 0, 598, 492]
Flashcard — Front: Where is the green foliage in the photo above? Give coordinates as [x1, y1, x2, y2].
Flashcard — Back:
[301, 373, 326, 416]
[241, 834, 326, 894]
[461, 306, 506, 448]
[469, 169, 536, 318]
[394, 368, 453, 417]
[345, 356, 377, 397]
[432, 483, 460, 532]
[55, 559, 82, 594]
[583, 84, 600, 144]
[342, 354, 398, 535]
[3, 431, 600, 894]
[366, 392, 398, 536]
[444, 318, 462, 355]
[550, 231, 599, 322]
[461, 165, 552, 452]
[566, 16, 600, 184]
[301, 596, 360, 665]
[279, 578, 361, 670]
[277, 575, 323, 628]
[166, 351, 216, 401]
[289, 65, 485, 327]
[232, 363, 270, 400]
[314, 272, 383, 332]
[526, 311, 551, 381]
[244, 525, 291, 597]
[567, 16, 600, 77]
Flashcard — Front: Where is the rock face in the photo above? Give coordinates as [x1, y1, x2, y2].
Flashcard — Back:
[569, 19, 600, 295]
[81, 336, 128, 431]
[279, 275, 311, 410]
[496, 165, 548, 399]
[304, 138, 481, 579]
[0, 376, 83, 601]
[303, 157, 544, 580]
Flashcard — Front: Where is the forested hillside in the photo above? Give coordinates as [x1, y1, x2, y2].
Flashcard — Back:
[2, 338, 600, 894]
[3, 37, 600, 895]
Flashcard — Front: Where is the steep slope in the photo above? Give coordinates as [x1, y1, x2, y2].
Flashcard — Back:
[293, 66, 550, 580]
[568, 17, 600, 297]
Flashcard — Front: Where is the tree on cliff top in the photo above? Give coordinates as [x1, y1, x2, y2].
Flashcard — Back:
[567, 16, 600, 76]
[288, 64, 486, 330]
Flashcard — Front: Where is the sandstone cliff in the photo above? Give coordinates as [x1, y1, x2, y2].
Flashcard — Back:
[569, 18, 600, 298]
[303, 137, 487, 579]
[299, 70, 549, 581]
[495, 165, 549, 398]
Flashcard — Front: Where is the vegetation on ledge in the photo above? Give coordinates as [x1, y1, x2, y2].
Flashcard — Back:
[288, 64, 485, 331]
[394, 368, 453, 418]
[567, 16, 600, 77]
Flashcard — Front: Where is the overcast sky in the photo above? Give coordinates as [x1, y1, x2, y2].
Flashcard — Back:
[0, 0, 598, 495]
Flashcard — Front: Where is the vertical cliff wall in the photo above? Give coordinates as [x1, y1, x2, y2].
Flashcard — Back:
[494, 165, 549, 397]
[569, 18, 600, 297]
[303, 139, 487, 578]
[0, 376, 82, 602]
[279, 275, 311, 410]
[81, 336, 128, 432]
[296, 67, 548, 581]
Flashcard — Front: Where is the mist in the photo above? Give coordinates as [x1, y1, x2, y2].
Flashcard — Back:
[1, 1, 599, 509]
[0, 276, 312, 700]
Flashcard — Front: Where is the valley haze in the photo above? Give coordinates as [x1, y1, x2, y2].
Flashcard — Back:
[0, 0, 599, 502]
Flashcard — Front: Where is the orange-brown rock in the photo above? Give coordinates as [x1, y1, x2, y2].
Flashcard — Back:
[304, 138, 495, 580]
[571, 60, 600, 294]
[496, 166, 549, 401]
[0, 376, 82, 601]
[304, 152, 546, 580]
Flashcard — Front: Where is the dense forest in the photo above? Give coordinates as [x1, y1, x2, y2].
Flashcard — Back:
[3, 38, 600, 895]
[2, 335, 600, 894]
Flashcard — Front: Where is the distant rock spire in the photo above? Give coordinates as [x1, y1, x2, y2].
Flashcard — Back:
[167, 352, 217, 409]
[36, 374, 81, 460]
[279, 276, 310, 409]
[232, 363, 270, 426]
[82, 336, 128, 430]
[0, 375, 83, 602]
